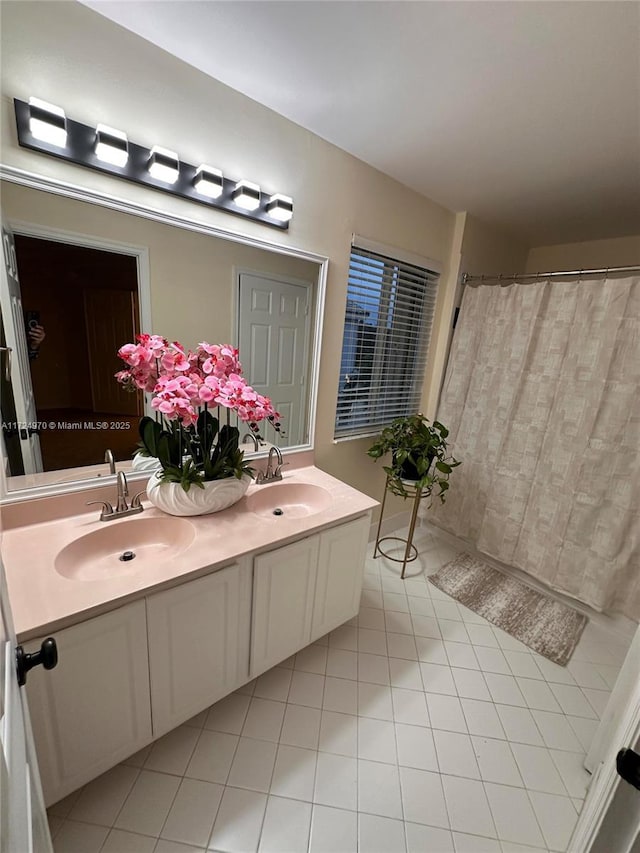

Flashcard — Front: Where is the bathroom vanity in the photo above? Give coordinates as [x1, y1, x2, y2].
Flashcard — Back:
[3, 466, 377, 806]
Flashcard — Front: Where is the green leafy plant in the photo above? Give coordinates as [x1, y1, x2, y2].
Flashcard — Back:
[367, 414, 461, 501]
[137, 412, 252, 492]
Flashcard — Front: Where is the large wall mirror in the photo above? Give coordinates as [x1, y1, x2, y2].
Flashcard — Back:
[0, 171, 327, 497]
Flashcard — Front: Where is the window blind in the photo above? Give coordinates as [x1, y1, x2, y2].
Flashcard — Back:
[334, 244, 440, 439]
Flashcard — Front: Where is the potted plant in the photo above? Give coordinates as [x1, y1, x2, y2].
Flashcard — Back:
[115, 335, 282, 516]
[367, 413, 460, 501]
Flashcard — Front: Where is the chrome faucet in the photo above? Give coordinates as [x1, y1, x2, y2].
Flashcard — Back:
[87, 471, 145, 521]
[241, 432, 260, 452]
[256, 445, 285, 484]
[105, 448, 116, 475]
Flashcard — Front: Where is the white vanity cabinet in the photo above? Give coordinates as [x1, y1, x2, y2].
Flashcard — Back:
[25, 600, 151, 806]
[146, 559, 251, 737]
[250, 514, 370, 677]
[251, 535, 320, 677]
[311, 514, 371, 640]
[23, 510, 372, 806]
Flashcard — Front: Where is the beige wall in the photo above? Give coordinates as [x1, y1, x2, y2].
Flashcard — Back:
[526, 234, 640, 272]
[461, 213, 529, 277]
[0, 0, 458, 503]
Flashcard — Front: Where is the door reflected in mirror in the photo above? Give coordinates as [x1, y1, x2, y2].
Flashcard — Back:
[0, 178, 323, 493]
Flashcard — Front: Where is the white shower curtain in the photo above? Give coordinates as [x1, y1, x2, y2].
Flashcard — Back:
[429, 274, 640, 620]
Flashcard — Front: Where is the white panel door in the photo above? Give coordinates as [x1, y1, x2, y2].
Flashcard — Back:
[238, 272, 311, 446]
[311, 515, 370, 641]
[251, 536, 319, 678]
[586, 623, 640, 773]
[26, 600, 151, 806]
[0, 555, 51, 852]
[147, 563, 247, 737]
[0, 225, 42, 474]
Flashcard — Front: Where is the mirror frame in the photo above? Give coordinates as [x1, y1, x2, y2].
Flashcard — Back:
[0, 163, 328, 503]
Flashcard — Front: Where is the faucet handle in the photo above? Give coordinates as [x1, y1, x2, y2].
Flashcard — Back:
[273, 461, 289, 480]
[86, 500, 114, 519]
[131, 490, 146, 509]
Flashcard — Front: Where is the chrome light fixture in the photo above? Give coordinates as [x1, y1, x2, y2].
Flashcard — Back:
[95, 124, 128, 167]
[194, 165, 224, 199]
[232, 180, 261, 211]
[266, 193, 294, 223]
[28, 97, 67, 147]
[148, 145, 179, 184]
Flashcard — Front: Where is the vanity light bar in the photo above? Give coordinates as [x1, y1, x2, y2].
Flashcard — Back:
[14, 98, 292, 230]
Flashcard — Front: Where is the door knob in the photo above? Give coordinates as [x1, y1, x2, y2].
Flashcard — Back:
[16, 637, 58, 686]
[617, 748, 640, 791]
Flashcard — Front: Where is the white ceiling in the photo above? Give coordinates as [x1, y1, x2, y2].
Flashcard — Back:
[82, 1, 640, 246]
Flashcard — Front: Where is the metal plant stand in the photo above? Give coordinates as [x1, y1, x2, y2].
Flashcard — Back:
[373, 474, 424, 579]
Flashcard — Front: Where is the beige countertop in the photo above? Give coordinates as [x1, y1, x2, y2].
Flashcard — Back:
[4, 466, 378, 641]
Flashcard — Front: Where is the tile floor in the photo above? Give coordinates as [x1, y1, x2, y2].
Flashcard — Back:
[47, 527, 633, 853]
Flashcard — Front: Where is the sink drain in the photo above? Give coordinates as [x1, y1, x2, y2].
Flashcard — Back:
[119, 550, 136, 562]
[273, 508, 284, 516]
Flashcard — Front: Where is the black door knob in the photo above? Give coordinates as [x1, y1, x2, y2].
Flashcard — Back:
[617, 748, 640, 791]
[16, 637, 58, 687]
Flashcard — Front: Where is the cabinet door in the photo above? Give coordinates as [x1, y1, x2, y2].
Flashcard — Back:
[311, 514, 370, 641]
[147, 563, 246, 737]
[251, 536, 319, 678]
[25, 600, 151, 807]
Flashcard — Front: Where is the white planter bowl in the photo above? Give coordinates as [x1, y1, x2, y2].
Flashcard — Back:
[131, 453, 162, 473]
[146, 473, 251, 517]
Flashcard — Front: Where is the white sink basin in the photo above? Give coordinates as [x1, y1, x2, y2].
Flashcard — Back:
[244, 482, 332, 519]
[55, 517, 195, 581]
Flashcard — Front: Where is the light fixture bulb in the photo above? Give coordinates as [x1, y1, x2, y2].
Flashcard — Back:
[28, 97, 67, 147]
[95, 123, 128, 167]
[194, 165, 223, 199]
[232, 180, 260, 211]
[266, 193, 294, 222]
[148, 145, 179, 184]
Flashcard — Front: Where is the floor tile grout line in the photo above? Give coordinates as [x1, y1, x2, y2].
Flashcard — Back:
[149, 723, 204, 844]
[200, 712, 250, 850]
[83, 764, 144, 849]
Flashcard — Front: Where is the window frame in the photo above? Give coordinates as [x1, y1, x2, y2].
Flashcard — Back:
[334, 237, 441, 441]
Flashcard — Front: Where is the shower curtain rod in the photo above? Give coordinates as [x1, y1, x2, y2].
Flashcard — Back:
[461, 264, 640, 285]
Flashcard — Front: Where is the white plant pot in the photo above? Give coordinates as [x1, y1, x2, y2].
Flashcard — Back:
[146, 473, 251, 517]
[131, 453, 162, 473]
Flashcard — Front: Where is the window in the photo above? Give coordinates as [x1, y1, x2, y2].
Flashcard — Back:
[334, 239, 440, 439]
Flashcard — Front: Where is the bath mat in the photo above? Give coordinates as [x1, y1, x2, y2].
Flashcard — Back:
[428, 553, 587, 666]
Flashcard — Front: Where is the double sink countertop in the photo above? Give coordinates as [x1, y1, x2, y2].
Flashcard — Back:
[3, 466, 378, 642]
